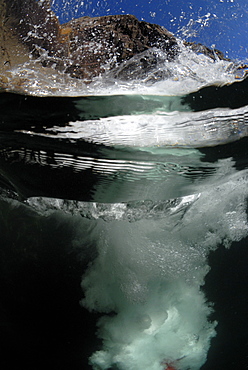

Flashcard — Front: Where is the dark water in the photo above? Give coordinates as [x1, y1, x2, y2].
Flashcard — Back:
[0, 203, 99, 370]
[0, 87, 248, 370]
[203, 238, 248, 370]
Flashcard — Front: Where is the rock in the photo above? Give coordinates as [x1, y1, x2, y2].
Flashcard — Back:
[183, 41, 230, 61]
[0, 0, 64, 74]
[0, 0, 232, 84]
[5, 0, 61, 57]
[61, 14, 179, 80]
[0, 0, 30, 72]
[1, 0, 178, 81]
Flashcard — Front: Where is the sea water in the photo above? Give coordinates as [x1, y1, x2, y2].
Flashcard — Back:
[0, 23, 248, 370]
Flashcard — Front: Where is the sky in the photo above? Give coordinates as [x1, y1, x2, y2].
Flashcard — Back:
[51, 0, 248, 61]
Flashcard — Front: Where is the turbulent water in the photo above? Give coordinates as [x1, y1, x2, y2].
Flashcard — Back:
[1, 38, 248, 370]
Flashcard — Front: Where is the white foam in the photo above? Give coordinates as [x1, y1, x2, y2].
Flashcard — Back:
[77, 164, 248, 370]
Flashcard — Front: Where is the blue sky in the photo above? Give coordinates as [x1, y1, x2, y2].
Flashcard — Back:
[51, 0, 248, 61]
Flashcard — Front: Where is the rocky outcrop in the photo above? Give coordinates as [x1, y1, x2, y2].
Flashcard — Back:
[0, 0, 30, 71]
[0, 0, 61, 74]
[60, 14, 178, 80]
[1, 0, 178, 81]
[183, 41, 229, 61]
[0, 0, 231, 83]
[5, 0, 61, 57]
[3, 1, 179, 81]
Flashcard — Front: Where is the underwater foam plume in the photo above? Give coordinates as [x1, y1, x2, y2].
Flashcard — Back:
[80, 162, 248, 370]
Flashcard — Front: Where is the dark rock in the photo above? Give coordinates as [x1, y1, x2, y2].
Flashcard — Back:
[184, 41, 230, 61]
[0, 0, 232, 83]
[4, 0, 62, 58]
[1, 0, 178, 81]
[61, 14, 179, 80]
[0, 0, 63, 74]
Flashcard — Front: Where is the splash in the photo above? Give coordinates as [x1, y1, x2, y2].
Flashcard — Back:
[0, 2, 248, 369]
[0, 0, 246, 96]
[24, 159, 248, 369]
[0, 43, 245, 97]
[80, 163, 248, 370]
